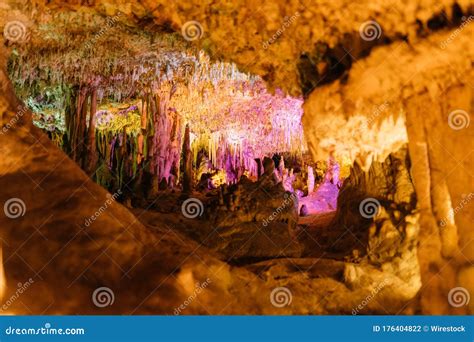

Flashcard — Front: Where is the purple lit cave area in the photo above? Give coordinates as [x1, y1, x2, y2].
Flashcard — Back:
[0, 0, 472, 316]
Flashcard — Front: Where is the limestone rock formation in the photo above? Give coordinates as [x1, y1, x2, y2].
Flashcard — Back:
[311, 146, 415, 255]
[303, 24, 474, 313]
[204, 176, 303, 260]
[316, 146, 422, 307]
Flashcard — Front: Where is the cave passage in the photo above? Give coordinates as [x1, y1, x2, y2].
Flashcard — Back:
[0, 1, 472, 316]
[9, 26, 347, 262]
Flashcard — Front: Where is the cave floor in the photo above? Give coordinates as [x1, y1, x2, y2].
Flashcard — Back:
[129, 204, 415, 315]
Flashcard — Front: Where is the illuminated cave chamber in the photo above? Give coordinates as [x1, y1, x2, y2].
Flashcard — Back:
[3, 23, 356, 311]
[2, 6, 422, 314]
[9, 14, 345, 230]
[2, 1, 472, 315]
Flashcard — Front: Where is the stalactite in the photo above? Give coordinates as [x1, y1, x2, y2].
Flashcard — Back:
[137, 97, 147, 166]
[307, 166, 315, 193]
[80, 90, 89, 166]
[71, 87, 89, 165]
[85, 88, 98, 175]
[70, 87, 83, 162]
[64, 86, 78, 157]
[405, 97, 445, 314]
[182, 124, 193, 193]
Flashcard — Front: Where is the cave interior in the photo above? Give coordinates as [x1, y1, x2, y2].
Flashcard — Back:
[0, 0, 473, 315]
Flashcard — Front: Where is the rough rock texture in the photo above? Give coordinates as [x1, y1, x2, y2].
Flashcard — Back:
[301, 147, 421, 307]
[132, 168, 304, 261]
[204, 176, 303, 261]
[303, 25, 474, 313]
[6, 0, 472, 96]
[334, 145, 416, 240]
[306, 146, 416, 256]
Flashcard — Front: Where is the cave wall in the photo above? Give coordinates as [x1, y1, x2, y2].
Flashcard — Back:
[303, 25, 474, 314]
[326, 146, 422, 312]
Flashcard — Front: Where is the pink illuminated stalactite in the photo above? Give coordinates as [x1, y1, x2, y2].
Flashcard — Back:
[152, 94, 165, 180]
[152, 92, 182, 186]
[180, 81, 305, 186]
[182, 124, 193, 193]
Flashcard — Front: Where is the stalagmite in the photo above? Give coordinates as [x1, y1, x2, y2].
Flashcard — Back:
[85, 88, 98, 175]
[78, 90, 89, 167]
[182, 124, 193, 193]
[307, 166, 315, 193]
